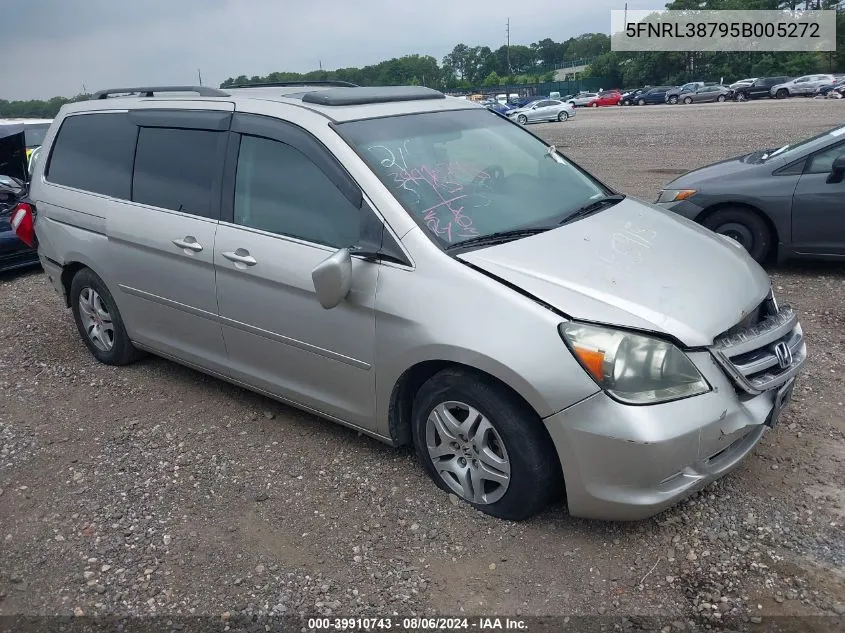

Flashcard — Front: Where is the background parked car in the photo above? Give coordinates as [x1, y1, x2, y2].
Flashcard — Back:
[680, 85, 733, 104]
[733, 76, 792, 101]
[587, 90, 622, 107]
[620, 87, 649, 105]
[729, 77, 757, 89]
[815, 75, 845, 97]
[771, 74, 836, 98]
[567, 92, 598, 107]
[656, 124, 845, 264]
[634, 86, 675, 105]
[0, 123, 39, 272]
[508, 99, 575, 124]
[665, 82, 704, 104]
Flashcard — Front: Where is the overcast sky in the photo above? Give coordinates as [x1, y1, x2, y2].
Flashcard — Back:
[1, 0, 661, 100]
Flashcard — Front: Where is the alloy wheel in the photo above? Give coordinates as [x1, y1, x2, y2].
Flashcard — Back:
[78, 287, 115, 351]
[425, 401, 511, 505]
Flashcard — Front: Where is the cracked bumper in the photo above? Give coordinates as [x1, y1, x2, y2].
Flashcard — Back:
[543, 351, 780, 521]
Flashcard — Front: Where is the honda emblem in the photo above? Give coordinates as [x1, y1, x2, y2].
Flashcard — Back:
[773, 342, 792, 370]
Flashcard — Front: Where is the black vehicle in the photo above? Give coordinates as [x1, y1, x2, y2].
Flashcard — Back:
[0, 123, 39, 272]
[620, 87, 649, 106]
[634, 86, 675, 105]
[733, 76, 792, 101]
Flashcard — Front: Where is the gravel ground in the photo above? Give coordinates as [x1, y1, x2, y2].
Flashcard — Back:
[1, 98, 843, 630]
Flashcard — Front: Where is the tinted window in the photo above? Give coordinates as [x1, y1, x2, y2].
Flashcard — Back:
[806, 143, 845, 175]
[233, 134, 359, 248]
[132, 127, 225, 218]
[46, 113, 137, 198]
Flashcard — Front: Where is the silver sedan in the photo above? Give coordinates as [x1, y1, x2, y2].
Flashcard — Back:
[507, 99, 576, 124]
[680, 85, 733, 104]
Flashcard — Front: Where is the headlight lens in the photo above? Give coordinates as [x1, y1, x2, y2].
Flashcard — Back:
[656, 189, 696, 203]
[559, 322, 710, 404]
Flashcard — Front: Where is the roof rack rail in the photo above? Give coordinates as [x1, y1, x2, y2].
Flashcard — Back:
[225, 80, 359, 89]
[90, 86, 229, 100]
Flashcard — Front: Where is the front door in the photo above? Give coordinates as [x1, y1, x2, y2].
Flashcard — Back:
[214, 114, 378, 427]
[791, 140, 845, 256]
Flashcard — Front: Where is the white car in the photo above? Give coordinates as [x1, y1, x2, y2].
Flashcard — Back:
[770, 74, 836, 98]
[507, 99, 576, 124]
[729, 77, 757, 89]
[567, 93, 597, 107]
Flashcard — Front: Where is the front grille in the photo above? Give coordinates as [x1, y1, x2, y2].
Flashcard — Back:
[711, 299, 806, 395]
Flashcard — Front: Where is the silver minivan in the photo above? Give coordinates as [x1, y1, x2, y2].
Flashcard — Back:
[19, 84, 807, 521]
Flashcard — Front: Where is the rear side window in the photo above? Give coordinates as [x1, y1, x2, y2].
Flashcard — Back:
[46, 113, 137, 198]
[132, 127, 226, 218]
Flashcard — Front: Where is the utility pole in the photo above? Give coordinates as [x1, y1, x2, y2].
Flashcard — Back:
[197, 69, 203, 86]
[319, 60, 323, 70]
[506, 18, 511, 75]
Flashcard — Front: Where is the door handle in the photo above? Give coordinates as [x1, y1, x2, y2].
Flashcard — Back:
[222, 249, 257, 266]
[173, 236, 203, 252]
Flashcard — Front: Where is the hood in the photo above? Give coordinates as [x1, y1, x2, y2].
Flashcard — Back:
[664, 151, 761, 188]
[457, 198, 770, 347]
[0, 125, 28, 183]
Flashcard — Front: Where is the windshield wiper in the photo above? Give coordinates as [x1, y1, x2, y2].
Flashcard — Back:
[558, 194, 626, 226]
[445, 226, 553, 251]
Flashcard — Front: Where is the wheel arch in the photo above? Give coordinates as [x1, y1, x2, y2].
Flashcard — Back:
[387, 359, 551, 449]
[59, 259, 97, 307]
[695, 201, 780, 260]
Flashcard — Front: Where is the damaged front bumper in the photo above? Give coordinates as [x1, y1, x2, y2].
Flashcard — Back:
[543, 347, 802, 521]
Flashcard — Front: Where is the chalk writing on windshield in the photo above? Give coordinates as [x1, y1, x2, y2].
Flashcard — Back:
[367, 143, 490, 243]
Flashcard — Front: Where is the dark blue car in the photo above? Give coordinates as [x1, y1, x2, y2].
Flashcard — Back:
[0, 123, 39, 273]
[633, 85, 676, 105]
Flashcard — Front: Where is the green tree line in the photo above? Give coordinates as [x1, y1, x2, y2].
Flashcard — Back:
[2, 0, 842, 118]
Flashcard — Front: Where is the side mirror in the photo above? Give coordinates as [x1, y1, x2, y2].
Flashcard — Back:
[827, 155, 845, 184]
[311, 248, 352, 309]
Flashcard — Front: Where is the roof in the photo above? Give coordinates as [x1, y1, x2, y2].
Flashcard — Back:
[71, 83, 482, 123]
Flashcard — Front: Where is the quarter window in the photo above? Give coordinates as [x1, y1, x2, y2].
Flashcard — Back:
[46, 113, 137, 198]
[806, 143, 845, 175]
[132, 127, 226, 218]
[233, 134, 359, 248]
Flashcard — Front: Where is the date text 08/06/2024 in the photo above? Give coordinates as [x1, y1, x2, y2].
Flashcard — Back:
[307, 616, 528, 630]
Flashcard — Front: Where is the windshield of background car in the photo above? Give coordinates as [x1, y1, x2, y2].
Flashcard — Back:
[23, 124, 49, 149]
[338, 109, 608, 248]
[762, 125, 845, 162]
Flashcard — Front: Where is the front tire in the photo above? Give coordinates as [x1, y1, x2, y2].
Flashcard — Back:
[717, 94, 726, 102]
[702, 207, 772, 263]
[637, 98, 646, 106]
[516, 114, 527, 125]
[70, 268, 140, 365]
[412, 368, 559, 521]
[668, 95, 679, 104]
[776, 89, 788, 99]
[737, 92, 748, 102]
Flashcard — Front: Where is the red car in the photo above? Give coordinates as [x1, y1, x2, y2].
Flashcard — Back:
[587, 90, 622, 107]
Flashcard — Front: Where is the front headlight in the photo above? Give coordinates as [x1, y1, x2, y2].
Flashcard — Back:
[559, 322, 710, 404]
[656, 189, 696, 203]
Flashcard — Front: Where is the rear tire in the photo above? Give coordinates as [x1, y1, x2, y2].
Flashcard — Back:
[683, 96, 693, 104]
[557, 111, 568, 122]
[702, 207, 772, 264]
[776, 89, 788, 99]
[70, 268, 140, 365]
[412, 368, 560, 521]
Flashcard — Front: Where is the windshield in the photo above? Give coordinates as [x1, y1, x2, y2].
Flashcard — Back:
[338, 109, 608, 247]
[23, 124, 50, 149]
[761, 125, 845, 162]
